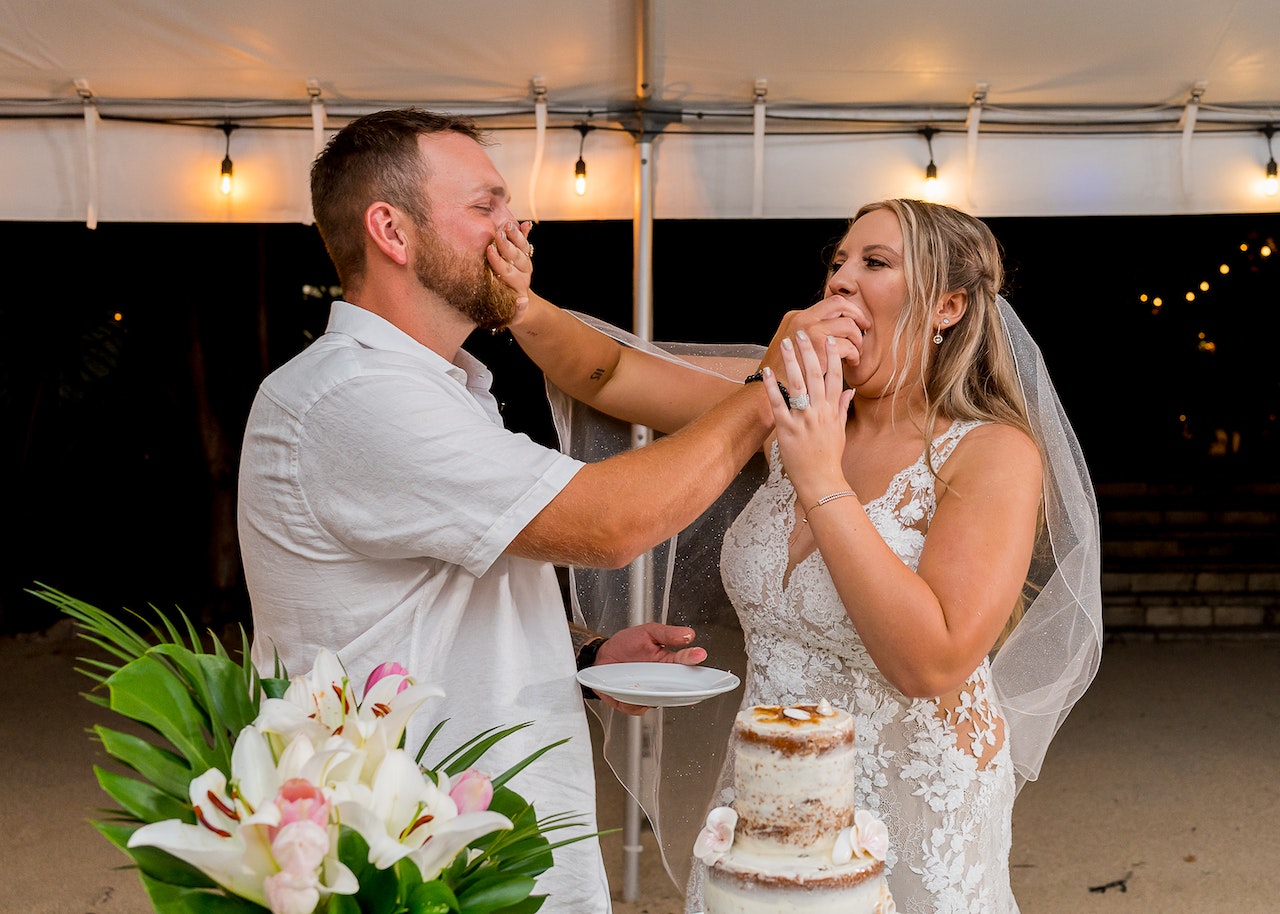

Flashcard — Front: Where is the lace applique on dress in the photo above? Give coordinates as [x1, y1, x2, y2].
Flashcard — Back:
[703, 418, 1020, 914]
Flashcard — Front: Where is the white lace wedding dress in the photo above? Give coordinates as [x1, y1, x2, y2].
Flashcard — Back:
[696, 418, 1019, 914]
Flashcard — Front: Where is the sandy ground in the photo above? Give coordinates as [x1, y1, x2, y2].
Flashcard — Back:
[3, 627, 1278, 914]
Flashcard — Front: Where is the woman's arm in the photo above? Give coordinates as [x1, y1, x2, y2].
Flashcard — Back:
[769, 334, 1043, 698]
[818, 426, 1041, 696]
[493, 222, 870, 434]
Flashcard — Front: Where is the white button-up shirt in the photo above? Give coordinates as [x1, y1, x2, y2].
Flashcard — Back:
[238, 301, 610, 911]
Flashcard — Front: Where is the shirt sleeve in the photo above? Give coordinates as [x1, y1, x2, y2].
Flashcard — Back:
[296, 369, 583, 577]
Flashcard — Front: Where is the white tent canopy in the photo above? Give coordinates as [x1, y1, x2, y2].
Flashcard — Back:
[5, 0, 1280, 224]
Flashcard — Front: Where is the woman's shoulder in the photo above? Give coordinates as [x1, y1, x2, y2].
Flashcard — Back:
[947, 418, 1037, 453]
[945, 420, 1042, 483]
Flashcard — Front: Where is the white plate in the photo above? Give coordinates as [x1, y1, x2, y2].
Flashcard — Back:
[577, 662, 741, 707]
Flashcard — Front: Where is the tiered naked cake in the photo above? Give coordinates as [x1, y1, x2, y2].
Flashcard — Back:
[695, 701, 894, 914]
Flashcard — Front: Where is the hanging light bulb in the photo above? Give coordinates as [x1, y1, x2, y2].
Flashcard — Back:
[1263, 126, 1279, 197]
[219, 122, 236, 196]
[574, 123, 590, 196]
[920, 126, 940, 198]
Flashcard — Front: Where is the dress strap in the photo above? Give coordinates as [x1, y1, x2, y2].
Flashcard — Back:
[931, 418, 986, 469]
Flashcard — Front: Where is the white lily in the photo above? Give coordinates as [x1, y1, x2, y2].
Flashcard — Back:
[255, 649, 444, 783]
[337, 748, 512, 879]
[128, 725, 358, 912]
[254, 649, 360, 751]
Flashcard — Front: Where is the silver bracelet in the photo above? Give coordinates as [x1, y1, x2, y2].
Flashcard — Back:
[803, 489, 858, 522]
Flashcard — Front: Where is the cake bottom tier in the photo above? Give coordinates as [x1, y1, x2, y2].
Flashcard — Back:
[704, 848, 892, 914]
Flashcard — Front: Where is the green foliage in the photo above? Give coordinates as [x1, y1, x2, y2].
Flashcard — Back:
[29, 583, 599, 914]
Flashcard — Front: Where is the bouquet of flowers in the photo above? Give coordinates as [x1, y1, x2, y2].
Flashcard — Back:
[32, 585, 590, 914]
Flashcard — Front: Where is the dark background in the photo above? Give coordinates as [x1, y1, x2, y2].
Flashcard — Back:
[4, 214, 1278, 633]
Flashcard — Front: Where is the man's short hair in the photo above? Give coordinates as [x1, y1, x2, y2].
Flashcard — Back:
[310, 108, 488, 290]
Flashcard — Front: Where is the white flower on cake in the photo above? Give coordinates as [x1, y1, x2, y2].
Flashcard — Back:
[833, 810, 890, 864]
[816, 697, 836, 716]
[693, 806, 739, 865]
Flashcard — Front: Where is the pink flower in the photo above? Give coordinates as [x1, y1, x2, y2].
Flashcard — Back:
[264, 820, 329, 914]
[269, 778, 330, 840]
[449, 768, 494, 813]
[833, 810, 890, 865]
[853, 810, 890, 862]
[692, 806, 737, 865]
[364, 661, 411, 697]
[262, 779, 335, 914]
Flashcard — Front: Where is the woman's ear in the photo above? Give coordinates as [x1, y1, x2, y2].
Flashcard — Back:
[935, 289, 968, 329]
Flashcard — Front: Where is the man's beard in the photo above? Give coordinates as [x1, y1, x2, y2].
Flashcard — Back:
[412, 223, 518, 331]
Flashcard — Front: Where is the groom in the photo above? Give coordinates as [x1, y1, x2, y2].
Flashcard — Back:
[237, 108, 786, 912]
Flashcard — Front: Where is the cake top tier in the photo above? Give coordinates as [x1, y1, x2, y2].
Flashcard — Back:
[734, 700, 855, 753]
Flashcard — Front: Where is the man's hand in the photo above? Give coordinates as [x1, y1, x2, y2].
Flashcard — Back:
[592, 622, 707, 715]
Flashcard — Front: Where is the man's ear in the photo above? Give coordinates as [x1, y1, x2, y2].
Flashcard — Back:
[366, 202, 409, 265]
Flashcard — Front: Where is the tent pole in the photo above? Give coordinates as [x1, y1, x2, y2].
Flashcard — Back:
[623, 1, 657, 902]
[623, 131, 656, 904]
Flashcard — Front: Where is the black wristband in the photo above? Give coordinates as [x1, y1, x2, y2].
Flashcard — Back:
[577, 637, 607, 700]
[744, 370, 791, 408]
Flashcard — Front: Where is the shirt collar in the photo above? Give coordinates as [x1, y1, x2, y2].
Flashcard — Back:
[325, 300, 492, 391]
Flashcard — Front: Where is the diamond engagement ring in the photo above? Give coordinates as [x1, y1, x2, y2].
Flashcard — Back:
[527, 243, 534, 259]
[789, 393, 811, 410]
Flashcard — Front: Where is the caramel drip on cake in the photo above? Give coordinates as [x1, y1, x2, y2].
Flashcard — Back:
[735, 704, 858, 754]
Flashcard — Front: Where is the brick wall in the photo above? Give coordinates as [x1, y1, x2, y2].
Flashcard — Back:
[1098, 481, 1280, 636]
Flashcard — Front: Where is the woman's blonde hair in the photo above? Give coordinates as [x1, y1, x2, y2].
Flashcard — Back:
[852, 199, 1029, 433]
[852, 199, 1043, 645]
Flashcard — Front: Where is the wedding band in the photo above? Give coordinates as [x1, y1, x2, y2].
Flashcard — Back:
[789, 393, 811, 410]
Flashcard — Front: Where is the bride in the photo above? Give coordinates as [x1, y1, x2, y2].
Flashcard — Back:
[501, 198, 1102, 913]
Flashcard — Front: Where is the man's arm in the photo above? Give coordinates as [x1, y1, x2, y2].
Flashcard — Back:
[509, 291, 743, 434]
[507, 380, 773, 569]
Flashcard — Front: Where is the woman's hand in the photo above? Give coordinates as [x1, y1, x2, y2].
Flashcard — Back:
[487, 219, 535, 315]
[758, 296, 869, 380]
[764, 331, 855, 498]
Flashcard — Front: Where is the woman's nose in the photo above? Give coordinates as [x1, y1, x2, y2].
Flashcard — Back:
[827, 265, 856, 296]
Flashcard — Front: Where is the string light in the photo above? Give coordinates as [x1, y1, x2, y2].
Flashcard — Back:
[219, 122, 236, 196]
[920, 126, 939, 198]
[1262, 125, 1278, 196]
[573, 123, 591, 196]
